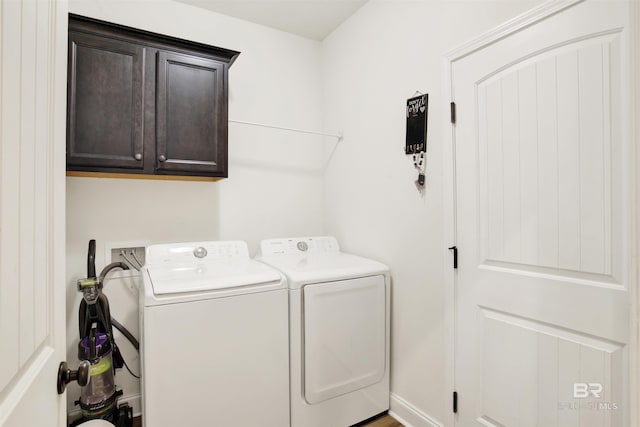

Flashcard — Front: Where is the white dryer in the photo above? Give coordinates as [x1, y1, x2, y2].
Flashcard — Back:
[257, 236, 390, 427]
[140, 241, 289, 427]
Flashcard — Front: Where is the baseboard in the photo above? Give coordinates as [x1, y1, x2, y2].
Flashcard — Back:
[389, 393, 443, 427]
[67, 393, 142, 421]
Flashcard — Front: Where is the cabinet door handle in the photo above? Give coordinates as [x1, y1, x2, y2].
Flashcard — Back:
[135, 153, 142, 161]
[158, 155, 166, 162]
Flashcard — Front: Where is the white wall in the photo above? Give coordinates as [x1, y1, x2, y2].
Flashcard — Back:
[65, 0, 325, 415]
[321, 1, 541, 425]
[65, 0, 548, 422]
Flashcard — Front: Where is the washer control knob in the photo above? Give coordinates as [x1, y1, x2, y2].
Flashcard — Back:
[193, 246, 207, 258]
[297, 241, 308, 252]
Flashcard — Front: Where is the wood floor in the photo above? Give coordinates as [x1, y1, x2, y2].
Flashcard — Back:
[132, 412, 402, 427]
[357, 413, 404, 427]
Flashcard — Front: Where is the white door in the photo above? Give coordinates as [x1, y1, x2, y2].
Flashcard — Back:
[0, 0, 68, 425]
[449, 0, 633, 425]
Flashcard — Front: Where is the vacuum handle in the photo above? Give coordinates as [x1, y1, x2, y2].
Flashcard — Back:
[87, 239, 96, 278]
[57, 360, 90, 394]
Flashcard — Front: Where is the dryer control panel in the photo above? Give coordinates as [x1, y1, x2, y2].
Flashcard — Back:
[259, 236, 340, 256]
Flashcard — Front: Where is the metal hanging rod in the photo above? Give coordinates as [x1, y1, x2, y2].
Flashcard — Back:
[229, 119, 343, 140]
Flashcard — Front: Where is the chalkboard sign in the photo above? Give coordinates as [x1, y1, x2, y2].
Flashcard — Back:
[406, 94, 428, 154]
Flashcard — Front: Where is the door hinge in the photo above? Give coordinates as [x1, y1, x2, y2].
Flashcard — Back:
[453, 391, 458, 413]
[450, 102, 456, 124]
[448, 246, 458, 269]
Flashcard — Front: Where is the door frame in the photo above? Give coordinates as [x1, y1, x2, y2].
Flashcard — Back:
[442, 0, 639, 425]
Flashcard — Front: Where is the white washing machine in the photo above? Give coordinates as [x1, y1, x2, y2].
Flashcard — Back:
[257, 236, 390, 427]
[139, 241, 289, 427]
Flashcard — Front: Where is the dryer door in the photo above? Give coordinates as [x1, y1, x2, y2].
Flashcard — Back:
[303, 275, 386, 404]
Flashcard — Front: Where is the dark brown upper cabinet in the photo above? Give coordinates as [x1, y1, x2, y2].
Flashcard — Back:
[66, 14, 239, 179]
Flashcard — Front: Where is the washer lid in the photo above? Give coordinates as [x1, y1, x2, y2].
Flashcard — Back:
[143, 241, 282, 296]
[148, 258, 282, 295]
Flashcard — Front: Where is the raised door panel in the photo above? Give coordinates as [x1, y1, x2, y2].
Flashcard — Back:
[67, 31, 145, 171]
[156, 51, 227, 177]
[478, 33, 620, 277]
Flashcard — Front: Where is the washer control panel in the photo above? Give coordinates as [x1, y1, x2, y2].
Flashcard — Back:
[260, 236, 340, 256]
[146, 241, 249, 266]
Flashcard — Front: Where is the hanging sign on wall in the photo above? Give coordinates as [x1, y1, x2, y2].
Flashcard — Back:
[405, 94, 428, 154]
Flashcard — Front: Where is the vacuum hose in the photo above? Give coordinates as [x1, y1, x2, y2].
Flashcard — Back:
[99, 262, 130, 283]
[111, 317, 139, 350]
[98, 262, 139, 351]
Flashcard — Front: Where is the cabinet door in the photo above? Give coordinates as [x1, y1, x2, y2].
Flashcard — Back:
[67, 32, 145, 171]
[156, 51, 227, 177]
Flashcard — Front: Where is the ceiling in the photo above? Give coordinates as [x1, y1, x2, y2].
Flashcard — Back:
[173, 0, 368, 40]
